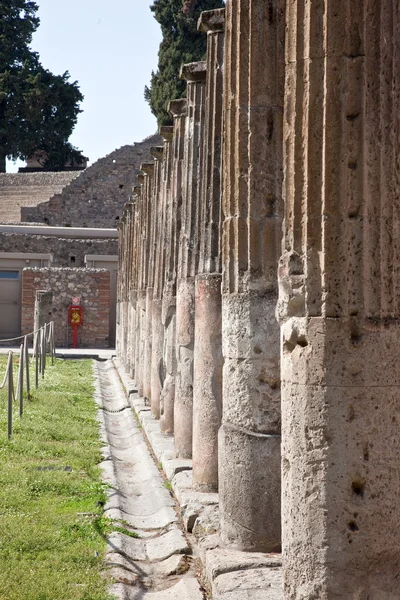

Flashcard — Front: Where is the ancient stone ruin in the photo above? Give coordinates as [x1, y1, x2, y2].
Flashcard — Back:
[0, 137, 160, 346]
[117, 1, 400, 597]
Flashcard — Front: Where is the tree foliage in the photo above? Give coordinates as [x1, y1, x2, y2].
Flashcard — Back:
[145, 0, 224, 126]
[0, 0, 84, 171]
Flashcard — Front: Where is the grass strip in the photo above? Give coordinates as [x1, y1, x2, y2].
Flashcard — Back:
[0, 356, 115, 600]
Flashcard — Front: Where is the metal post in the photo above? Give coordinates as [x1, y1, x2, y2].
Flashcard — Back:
[35, 331, 39, 389]
[19, 343, 24, 417]
[8, 353, 13, 440]
[24, 336, 30, 400]
[41, 326, 46, 378]
[51, 322, 55, 365]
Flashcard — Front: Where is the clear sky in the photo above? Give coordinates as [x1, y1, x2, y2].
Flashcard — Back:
[7, 0, 162, 172]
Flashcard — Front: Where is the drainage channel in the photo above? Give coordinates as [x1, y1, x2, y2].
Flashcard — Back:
[93, 359, 205, 600]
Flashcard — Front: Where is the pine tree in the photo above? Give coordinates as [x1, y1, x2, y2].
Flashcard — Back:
[145, 0, 224, 126]
[0, 0, 84, 172]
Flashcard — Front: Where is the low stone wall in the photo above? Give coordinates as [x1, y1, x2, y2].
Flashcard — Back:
[0, 233, 117, 267]
[22, 268, 110, 348]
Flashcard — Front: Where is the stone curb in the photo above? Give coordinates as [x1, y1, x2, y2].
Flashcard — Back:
[113, 358, 283, 599]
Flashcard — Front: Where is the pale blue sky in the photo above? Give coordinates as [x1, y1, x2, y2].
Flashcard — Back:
[7, 0, 162, 172]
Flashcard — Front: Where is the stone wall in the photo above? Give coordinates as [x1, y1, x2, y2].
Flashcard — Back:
[21, 135, 162, 228]
[22, 268, 110, 348]
[0, 232, 117, 267]
[0, 172, 80, 223]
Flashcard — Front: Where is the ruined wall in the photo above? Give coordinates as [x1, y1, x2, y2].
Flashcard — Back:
[22, 268, 110, 348]
[0, 233, 117, 267]
[0, 172, 80, 224]
[21, 135, 162, 228]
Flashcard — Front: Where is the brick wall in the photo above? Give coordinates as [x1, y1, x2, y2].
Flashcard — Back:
[22, 268, 110, 348]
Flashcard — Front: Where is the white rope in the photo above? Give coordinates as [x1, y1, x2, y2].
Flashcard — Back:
[0, 352, 13, 390]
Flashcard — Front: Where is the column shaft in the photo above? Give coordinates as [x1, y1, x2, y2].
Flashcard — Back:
[220, 0, 285, 552]
[280, 2, 400, 597]
[193, 8, 225, 491]
[174, 62, 207, 458]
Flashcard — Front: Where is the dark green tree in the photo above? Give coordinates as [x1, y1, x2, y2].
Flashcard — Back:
[0, 0, 84, 172]
[145, 0, 224, 126]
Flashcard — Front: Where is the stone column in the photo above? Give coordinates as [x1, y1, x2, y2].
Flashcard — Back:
[134, 171, 146, 395]
[153, 128, 173, 423]
[174, 62, 207, 459]
[34, 290, 53, 332]
[116, 215, 125, 360]
[219, 0, 285, 552]
[279, 2, 400, 597]
[128, 185, 141, 379]
[192, 8, 225, 492]
[127, 189, 140, 378]
[124, 202, 134, 375]
[150, 145, 165, 418]
[160, 106, 186, 435]
[140, 163, 154, 402]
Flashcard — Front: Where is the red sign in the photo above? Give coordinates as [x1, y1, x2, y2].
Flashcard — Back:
[68, 305, 83, 348]
[68, 305, 83, 326]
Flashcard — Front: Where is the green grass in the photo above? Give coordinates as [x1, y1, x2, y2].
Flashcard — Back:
[0, 357, 115, 600]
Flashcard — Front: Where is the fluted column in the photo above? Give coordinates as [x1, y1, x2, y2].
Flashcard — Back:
[116, 214, 126, 359]
[140, 162, 155, 403]
[279, 2, 400, 597]
[149, 145, 165, 418]
[124, 201, 134, 374]
[192, 8, 225, 492]
[127, 185, 141, 378]
[153, 128, 173, 425]
[220, 0, 285, 552]
[174, 62, 207, 459]
[160, 105, 186, 434]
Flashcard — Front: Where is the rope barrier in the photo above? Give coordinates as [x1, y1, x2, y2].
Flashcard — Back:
[0, 322, 55, 439]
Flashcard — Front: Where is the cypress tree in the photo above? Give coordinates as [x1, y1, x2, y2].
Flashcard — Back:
[145, 0, 224, 126]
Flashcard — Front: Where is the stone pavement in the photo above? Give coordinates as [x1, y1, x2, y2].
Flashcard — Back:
[113, 358, 283, 599]
[94, 359, 205, 599]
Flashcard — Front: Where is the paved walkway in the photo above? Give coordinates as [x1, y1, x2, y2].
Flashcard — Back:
[93, 359, 205, 599]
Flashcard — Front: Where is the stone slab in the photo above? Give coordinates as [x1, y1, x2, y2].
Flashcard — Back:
[145, 577, 204, 599]
[163, 459, 192, 481]
[204, 548, 282, 582]
[213, 567, 283, 600]
[110, 577, 204, 600]
[146, 529, 190, 562]
[106, 531, 146, 562]
[152, 554, 190, 578]
[105, 506, 178, 530]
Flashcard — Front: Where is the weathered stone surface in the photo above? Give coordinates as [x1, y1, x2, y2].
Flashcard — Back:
[163, 459, 192, 481]
[152, 554, 189, 578]
[20, 135, 161, 228]
[213, 567, 282, 600]
[279, 2, 400, 598]
[220, 0, 284, 552]
[145, 578, 204, 600]
[193, 273, 222, 491]
[204, 548, 281, 583]
[146, 529, 190, 562]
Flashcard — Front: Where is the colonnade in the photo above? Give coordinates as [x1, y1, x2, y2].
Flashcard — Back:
[117, 2, 400, 597]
